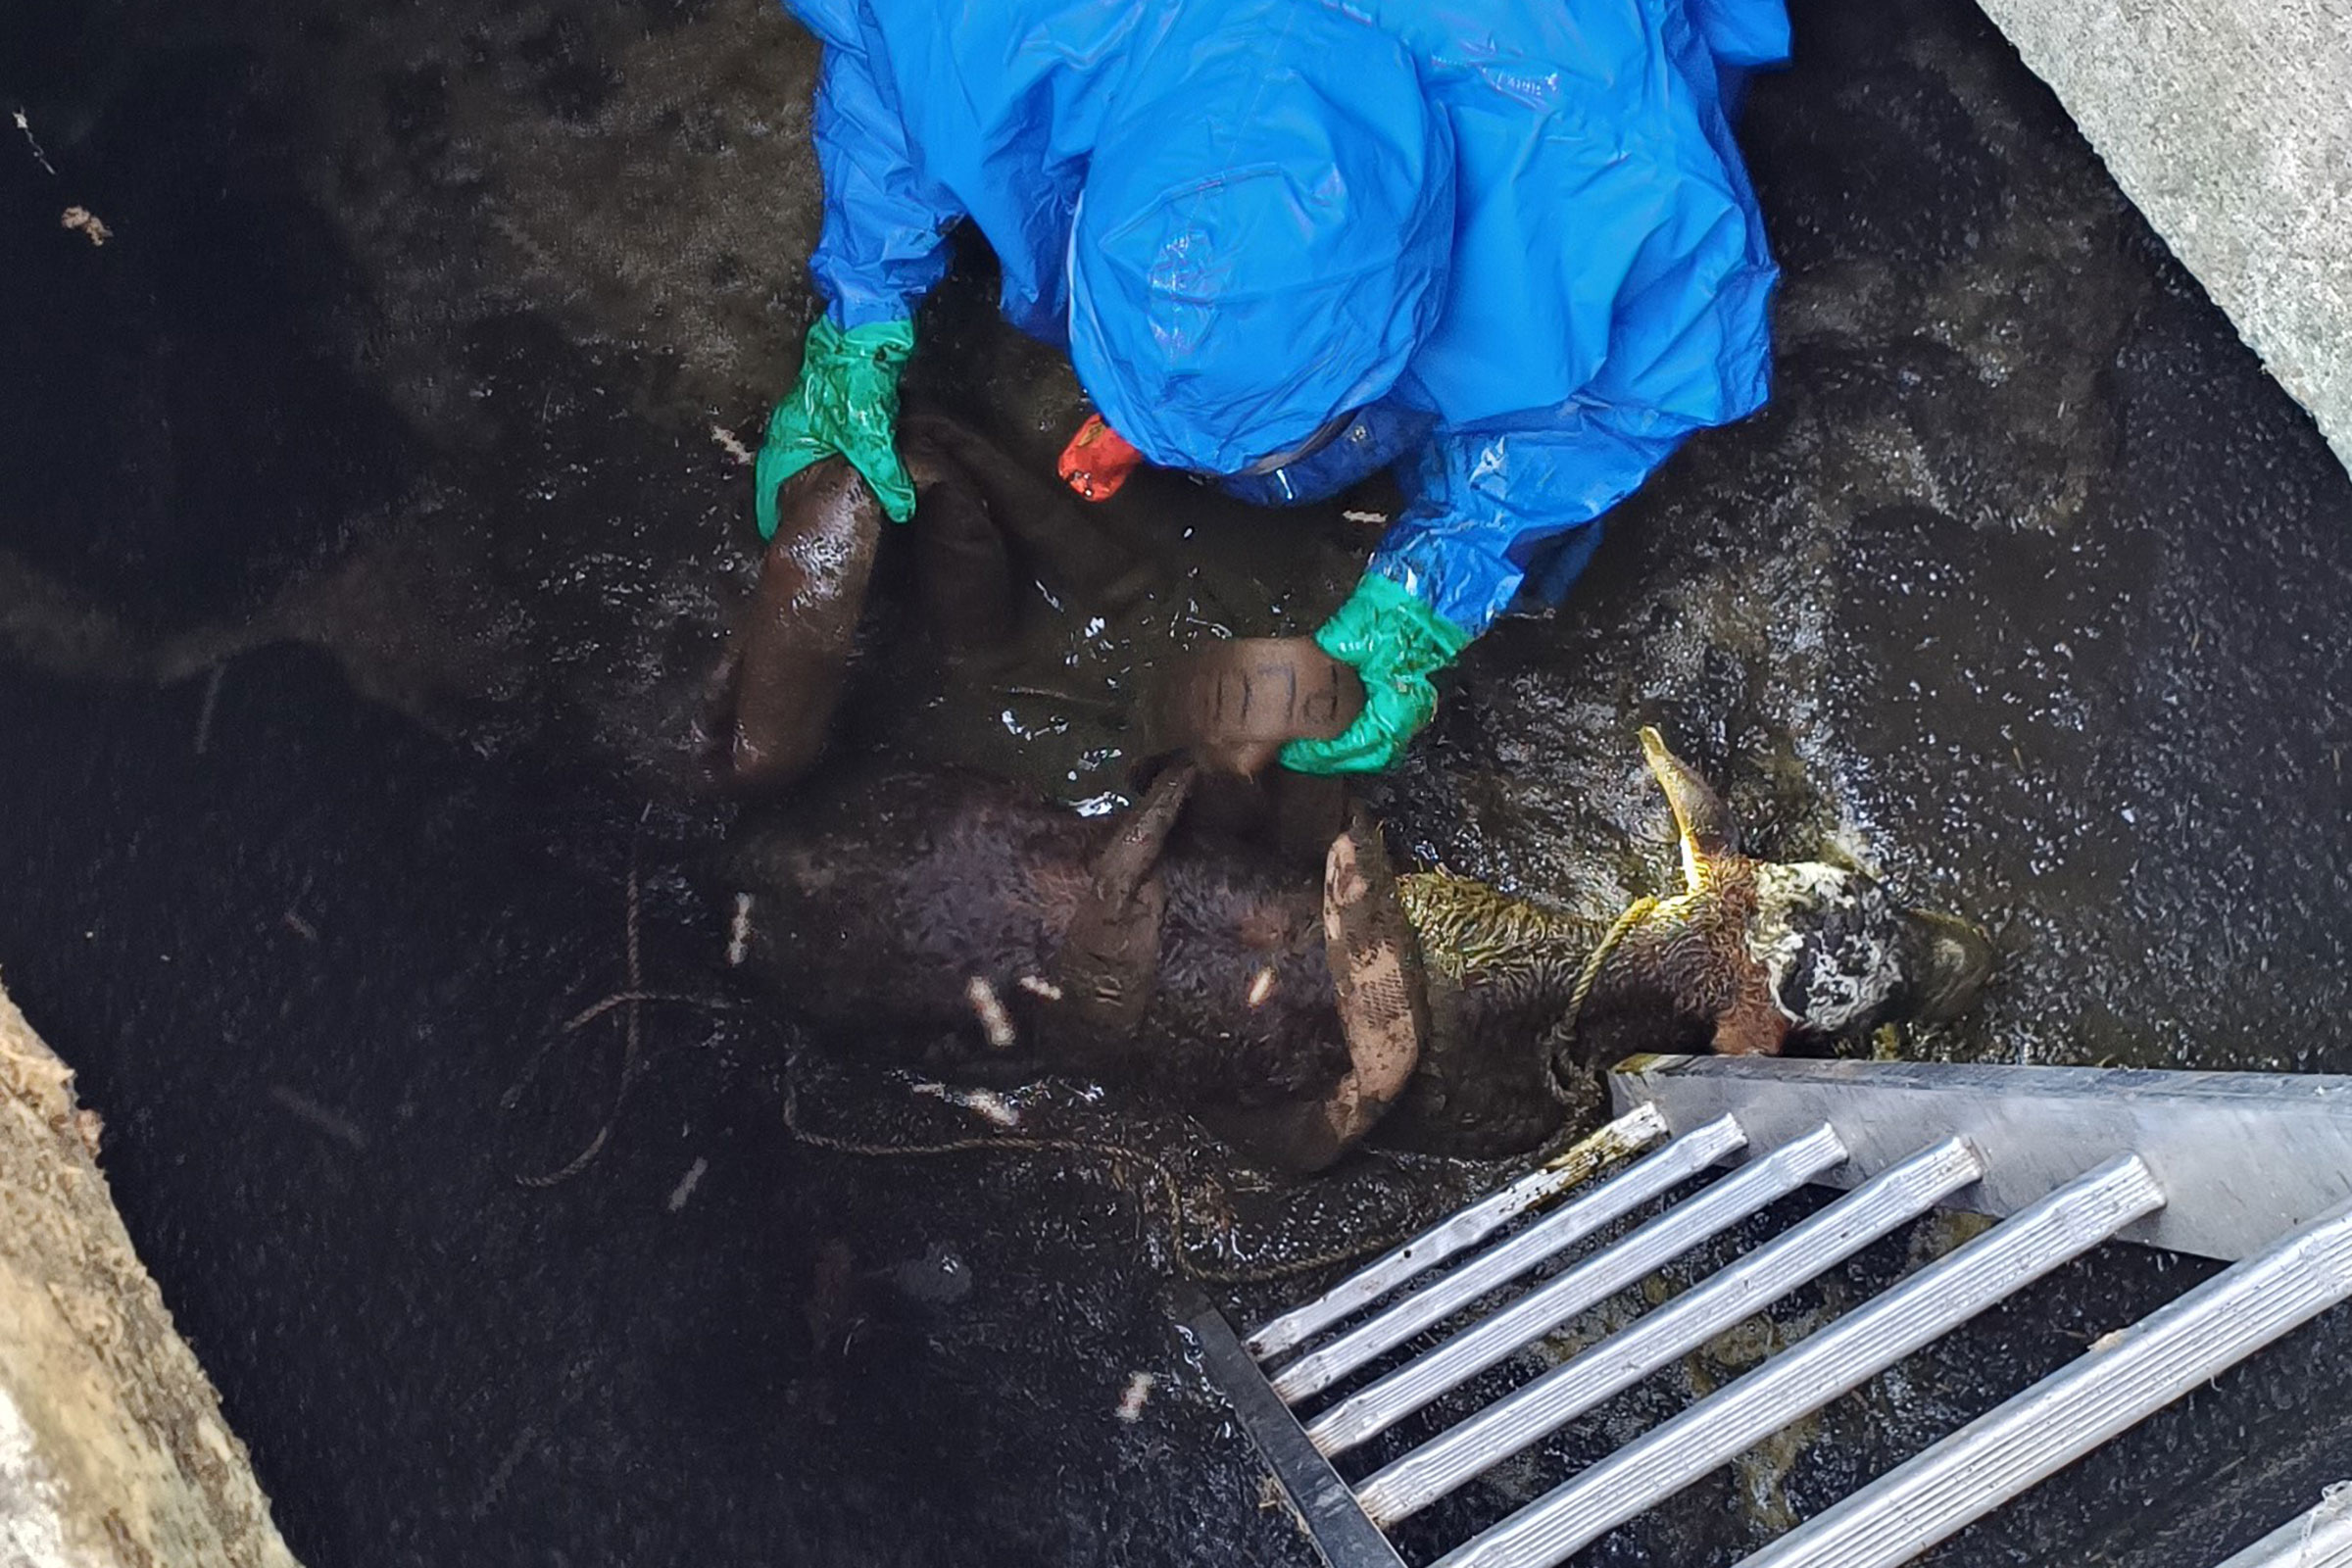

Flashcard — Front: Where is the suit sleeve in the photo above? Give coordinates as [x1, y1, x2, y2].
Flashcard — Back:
[1368, 404, 1699, 637]
[796, 4, 963, 328]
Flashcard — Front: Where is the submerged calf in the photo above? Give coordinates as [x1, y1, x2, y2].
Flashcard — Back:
[724, 729, 1993, 1170]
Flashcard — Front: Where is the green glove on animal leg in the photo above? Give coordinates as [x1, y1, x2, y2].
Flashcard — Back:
[755, 316, 917, 538]
[1281, 572, 1472, 775]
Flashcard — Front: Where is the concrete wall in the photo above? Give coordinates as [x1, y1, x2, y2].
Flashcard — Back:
[1972, 0, 2352, 477]
[1, 986, 302, 1568]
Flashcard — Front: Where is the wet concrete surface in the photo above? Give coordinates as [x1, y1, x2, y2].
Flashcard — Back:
[4, 0, 2352, 1562]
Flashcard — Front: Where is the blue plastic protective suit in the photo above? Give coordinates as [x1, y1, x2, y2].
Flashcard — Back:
[784, 0, 1788, 638]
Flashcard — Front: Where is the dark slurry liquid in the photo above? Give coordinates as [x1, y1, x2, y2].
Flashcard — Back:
[2, 0, 2349, 1563]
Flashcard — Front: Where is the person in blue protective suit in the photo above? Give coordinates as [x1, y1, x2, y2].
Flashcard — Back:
[756, 0, 1788, 773]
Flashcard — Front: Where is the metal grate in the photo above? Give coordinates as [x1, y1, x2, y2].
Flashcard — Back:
[1176, 1055, 2352, 1568]
[2208, 1487, 2352, 1568]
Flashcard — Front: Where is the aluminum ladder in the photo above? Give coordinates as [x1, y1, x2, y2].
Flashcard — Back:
[1175, 1054, 2352, 1568]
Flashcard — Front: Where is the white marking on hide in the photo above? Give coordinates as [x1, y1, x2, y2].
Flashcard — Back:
[965, 975, 1017, 1050]
[1115, 1371, 1157, 1423]
[1746, 860, 1900, 1031]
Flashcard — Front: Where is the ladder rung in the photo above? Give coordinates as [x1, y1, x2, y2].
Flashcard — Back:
[1432, 1153, 2168, 1568]
[1311, 1123, 1850, 1457]
[1247, 1105, 1670, 1362]
[1269, 1116, 1748, 1403]
[1357, 1137, 1985, 1525]
[2211, 1488, 2352, 1568]
[1732, 1198, 2352, 1568]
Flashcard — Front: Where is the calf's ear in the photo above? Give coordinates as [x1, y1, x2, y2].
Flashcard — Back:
[1640, 727, 1739, 891]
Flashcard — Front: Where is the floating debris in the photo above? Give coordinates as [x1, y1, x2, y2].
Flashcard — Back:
[666, 1155, 709, 1212]
[909, 1081, 1021, 1128]
[13, 108, 56, 176]
[887, 1242, 972, 1304]
[964, 974, 1017, 1050]
[268, 1084, 368, 1150]
[194, 662, 225, 754]
[61, 206, 112, 246]
[1016, 973, 1063, 1001]
[726, 892, 753, 967]
[1114, 1370, 1157, 1423]
[709, 422, 754, 467]
[467, 1425, 538, 1523]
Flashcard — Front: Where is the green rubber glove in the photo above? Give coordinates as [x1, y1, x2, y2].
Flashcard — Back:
[755, 316, 917, 538]
[1282, 572, 1473, 775]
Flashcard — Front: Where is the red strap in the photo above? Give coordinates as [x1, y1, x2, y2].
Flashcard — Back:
[1056, 414, 1145, 502]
